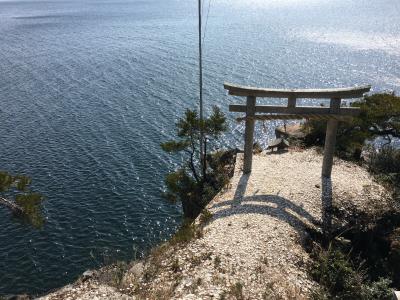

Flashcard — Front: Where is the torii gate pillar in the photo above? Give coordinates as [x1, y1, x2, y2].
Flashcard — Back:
[243, 96, 256, 174]
[225, 83, 371, 178]
[225, 83, 371, 236]
[321, 98, 340, 178]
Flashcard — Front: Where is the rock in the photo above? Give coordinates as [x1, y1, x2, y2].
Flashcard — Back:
[37, 148, 390, 300]
[81, 270, 95, 282]
[83, 270, 95, 277]
[315, 184, 320, 188]
[393, 291, 400, 300]
[129, 262, 144, 278]
[267, 138, 289, 151]
[335, 237, 351, 246]
[253, 142, 263, 154]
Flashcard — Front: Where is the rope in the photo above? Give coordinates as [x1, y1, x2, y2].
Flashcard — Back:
[236, 114, 352, 122]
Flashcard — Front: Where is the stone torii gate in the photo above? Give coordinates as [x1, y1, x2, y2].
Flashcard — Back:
[225, 82, 371, 178]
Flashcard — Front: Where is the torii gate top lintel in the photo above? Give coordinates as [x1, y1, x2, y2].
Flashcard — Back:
[224, 82, 371, 99]
[225, 82, 371, 178]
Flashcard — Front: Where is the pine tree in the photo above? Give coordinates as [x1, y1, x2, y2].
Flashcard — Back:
[304, 93, 400, 159]
[0, 171, 44, 228]
[161, 106, 227, 218]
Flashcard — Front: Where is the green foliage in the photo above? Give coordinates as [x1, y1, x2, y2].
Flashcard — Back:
[170, 220, 202, 245]
[16, 193, 45, 228]
[309, 199, 400, 296]
[161, 140, 190, 153]
[367, 145, 400, 176]
[206, 149, 235, 188]
[310, 244, 364, 299]
[0, 172, 31, 192]
[303, 93, 400, 159]
[365, 145, 400, 202]
[0, 171, 44, 228]
[333, 204, 400, 288]
[389, 228, 400, 286]
[357, 93, 400, 136]
[163, 169, 201, 216]
[199, 209, 213, 225]
[365, 278, 394, 300]
[310, 244, 393, 299]
[161, 106, 229, 219]
[305, 93, 400, 296]
[0, 172, 14, 192]
[206, 106, 227, 137]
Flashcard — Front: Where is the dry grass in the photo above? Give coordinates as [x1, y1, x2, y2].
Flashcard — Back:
[40, 148, 392, 300]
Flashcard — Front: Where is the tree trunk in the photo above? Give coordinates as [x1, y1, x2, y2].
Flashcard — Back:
[0, 197, 24, 215]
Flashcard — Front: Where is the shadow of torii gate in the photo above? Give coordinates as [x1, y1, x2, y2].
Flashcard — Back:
[225, 82, 371, 177]
[225, 82, 371, 233]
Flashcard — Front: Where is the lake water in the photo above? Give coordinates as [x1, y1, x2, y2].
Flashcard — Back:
[0, 0, 399, 295]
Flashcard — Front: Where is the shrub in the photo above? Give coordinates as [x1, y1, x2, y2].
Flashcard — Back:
[170, 219, 203, 245]
[310, 243, 393, 299]
[365, 278, 394, 300]
[304, 92, 400, 296]
[365, 145, 400, 202]
[303, 93, 400, 160]
[389, 228, 400, 286]
[310, 244, 364, 298]
[332, 199, 400, 285]
[199, 209, 213, 224]
[308, 197, 400, 297]
[96, 261, 128, 287]
[366, 145, 400, 179]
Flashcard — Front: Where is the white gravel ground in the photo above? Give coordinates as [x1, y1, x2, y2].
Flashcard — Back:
[39, 148, 391, 300]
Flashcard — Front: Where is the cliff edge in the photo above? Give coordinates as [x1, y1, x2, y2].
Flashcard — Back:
[39, 148, 390, 300]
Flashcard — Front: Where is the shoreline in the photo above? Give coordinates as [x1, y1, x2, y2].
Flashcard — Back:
[36, 147, 392, 299]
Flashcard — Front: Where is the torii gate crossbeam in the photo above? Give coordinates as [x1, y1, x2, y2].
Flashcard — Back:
[225, 82, 371, 178]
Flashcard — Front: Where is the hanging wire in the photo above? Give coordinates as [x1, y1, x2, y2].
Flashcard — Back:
[198, 0, 205, 177]
[197, 0, 213, 176]
[202, 0, 212, 44]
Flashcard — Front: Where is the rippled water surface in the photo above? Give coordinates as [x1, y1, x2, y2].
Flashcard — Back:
[0, 0, 399, 295]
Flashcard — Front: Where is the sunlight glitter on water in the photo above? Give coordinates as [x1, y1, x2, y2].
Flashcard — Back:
[0, 0, 399, 295]
[298, 30, 400, 57]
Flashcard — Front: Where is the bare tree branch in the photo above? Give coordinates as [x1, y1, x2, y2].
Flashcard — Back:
[0, 196, 24, 215]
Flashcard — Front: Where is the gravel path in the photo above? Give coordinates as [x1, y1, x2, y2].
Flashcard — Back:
[186, 148, 389, 299]
[39, 148, 390, 300]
